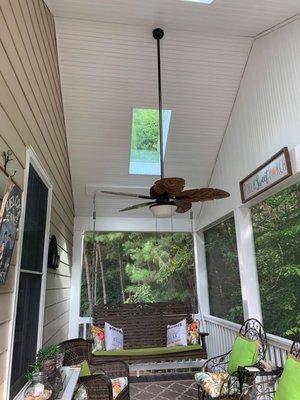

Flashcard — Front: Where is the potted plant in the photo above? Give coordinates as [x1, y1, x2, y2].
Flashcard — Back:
[37, 345, 63, 378]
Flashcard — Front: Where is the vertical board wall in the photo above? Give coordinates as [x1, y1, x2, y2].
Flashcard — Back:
[198, 19, 300, 229]
[0, 0, 74, 396]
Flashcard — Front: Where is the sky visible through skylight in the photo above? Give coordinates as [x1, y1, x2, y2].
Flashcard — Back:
[129, 108, 172, 175]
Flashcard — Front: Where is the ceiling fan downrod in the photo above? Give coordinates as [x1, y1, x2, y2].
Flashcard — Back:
[153, 28, 165, 180]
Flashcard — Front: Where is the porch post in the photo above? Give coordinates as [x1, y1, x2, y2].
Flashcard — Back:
[193, 230, 210, 318]
[69, 227, 84, 339]
[234, 207, 262, 322]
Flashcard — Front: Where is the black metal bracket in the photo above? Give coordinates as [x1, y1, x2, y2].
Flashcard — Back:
[2, 150, 16, 178]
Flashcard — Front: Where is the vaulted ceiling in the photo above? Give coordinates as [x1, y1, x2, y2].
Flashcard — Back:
[45, 0, 300, 218]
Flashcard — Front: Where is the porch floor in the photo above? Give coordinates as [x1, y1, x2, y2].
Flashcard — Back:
[130, 374, 198, 400]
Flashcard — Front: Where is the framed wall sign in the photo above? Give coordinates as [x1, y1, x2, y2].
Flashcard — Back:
[240, 147, 292, 203]
[0, 181, 22, 284]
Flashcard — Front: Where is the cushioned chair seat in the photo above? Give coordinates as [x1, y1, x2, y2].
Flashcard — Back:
[94, 344, 202, 357]
[195, 372, 248, 398]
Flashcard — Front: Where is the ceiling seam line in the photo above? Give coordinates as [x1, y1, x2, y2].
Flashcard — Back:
[196, 38, 254, 223]
[254, 13, 300, 40]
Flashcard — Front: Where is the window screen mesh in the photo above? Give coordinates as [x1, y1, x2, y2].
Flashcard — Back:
[80, 232, 197, 316]
[10, 164, 48, 398]
[252, 182, 300, 339]
[21, 165, 48, 272]
[204, 217, 243, 323]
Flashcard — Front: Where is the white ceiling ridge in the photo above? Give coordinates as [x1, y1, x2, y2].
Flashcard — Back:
[255, 13, 300, 39]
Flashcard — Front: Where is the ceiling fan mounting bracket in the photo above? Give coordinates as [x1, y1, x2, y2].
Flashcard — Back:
[152, 28, 164, 40]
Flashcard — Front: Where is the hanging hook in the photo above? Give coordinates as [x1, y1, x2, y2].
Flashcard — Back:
[2, 150, 17, 178]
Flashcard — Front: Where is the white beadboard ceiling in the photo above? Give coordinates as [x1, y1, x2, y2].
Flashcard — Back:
[45, 0, 300, 218]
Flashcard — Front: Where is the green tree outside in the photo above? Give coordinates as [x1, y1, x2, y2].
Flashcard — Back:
[252, 182, 300, 339]
[80, 232, 197, 316]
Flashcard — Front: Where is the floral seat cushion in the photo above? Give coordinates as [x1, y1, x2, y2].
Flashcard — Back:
[195, 372, 247, 398]
[74, 377, 128, 400]
[111, 377, 128, 399]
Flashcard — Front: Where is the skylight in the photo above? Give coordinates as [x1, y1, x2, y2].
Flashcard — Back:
[129, 108, 172, 176]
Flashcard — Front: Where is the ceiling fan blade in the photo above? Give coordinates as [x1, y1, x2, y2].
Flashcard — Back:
[101, 190, 153, 200]
[174, 199, 192, 214]
[177, 188, 230, 202]
[153, 177, 185, 197]
[119, 202, 156, 212]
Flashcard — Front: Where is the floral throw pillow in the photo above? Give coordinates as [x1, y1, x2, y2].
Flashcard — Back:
[187, 320, 200, 345]
[91, 325, 105, 354]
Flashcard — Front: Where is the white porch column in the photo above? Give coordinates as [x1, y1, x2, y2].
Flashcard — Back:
[234, 207, 262, 321]
[193, 230, 210, 318]
[69, 228, 84, 339]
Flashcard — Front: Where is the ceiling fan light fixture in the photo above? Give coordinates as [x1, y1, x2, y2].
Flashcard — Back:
[150, 204, 177, 218]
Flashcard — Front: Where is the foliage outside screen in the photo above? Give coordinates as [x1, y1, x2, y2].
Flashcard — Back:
[252, 182, 300, 339]
[204, 217, 244, 324]
[80, 232, 197, 316]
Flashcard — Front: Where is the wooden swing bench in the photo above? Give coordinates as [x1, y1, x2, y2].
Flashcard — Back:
[90, 301, 208, 365]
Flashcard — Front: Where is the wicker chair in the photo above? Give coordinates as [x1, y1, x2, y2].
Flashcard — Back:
[196, 319, 267, 400]
[60, 339, 130, 400]
[239, 341, 300, 400]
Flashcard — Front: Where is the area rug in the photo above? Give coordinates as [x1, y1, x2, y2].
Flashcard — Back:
[130, 376, 198, 400]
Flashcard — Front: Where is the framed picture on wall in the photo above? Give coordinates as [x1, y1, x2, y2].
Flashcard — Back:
[240, 147, 292, 203]
[0, 181, 22, 285]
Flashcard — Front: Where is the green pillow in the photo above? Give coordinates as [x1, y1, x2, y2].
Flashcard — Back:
[80, 360, 91, 377]
[274, 356, 300, 400]
[227, 335, 259, 374]
[72, 360, 91, 377]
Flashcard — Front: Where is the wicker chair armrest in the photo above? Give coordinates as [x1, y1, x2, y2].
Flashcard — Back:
[202, 351, 231, 373]
[239, 377, 278, 400]
[60, 339, 92, 366]
[80, 374, 113, 400]
[90, 361, 129, 379]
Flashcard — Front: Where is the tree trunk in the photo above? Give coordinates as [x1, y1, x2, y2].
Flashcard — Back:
[96, 242, 107, 304]
[118, 244, 126, 303]
[83, 242, 92, 313]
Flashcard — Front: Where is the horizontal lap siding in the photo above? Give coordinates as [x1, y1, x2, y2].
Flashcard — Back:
[0, 0, 74, 395]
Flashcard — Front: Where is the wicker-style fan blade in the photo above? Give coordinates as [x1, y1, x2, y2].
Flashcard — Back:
[102, 190, 153, 200]
[119, 202, 156, 212]
[153, 177, 185, 197]
[177, 188, 230, 202]
[174, 199, 192, 214]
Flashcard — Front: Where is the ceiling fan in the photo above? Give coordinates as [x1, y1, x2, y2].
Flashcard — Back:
[102, 28, 229, 218]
